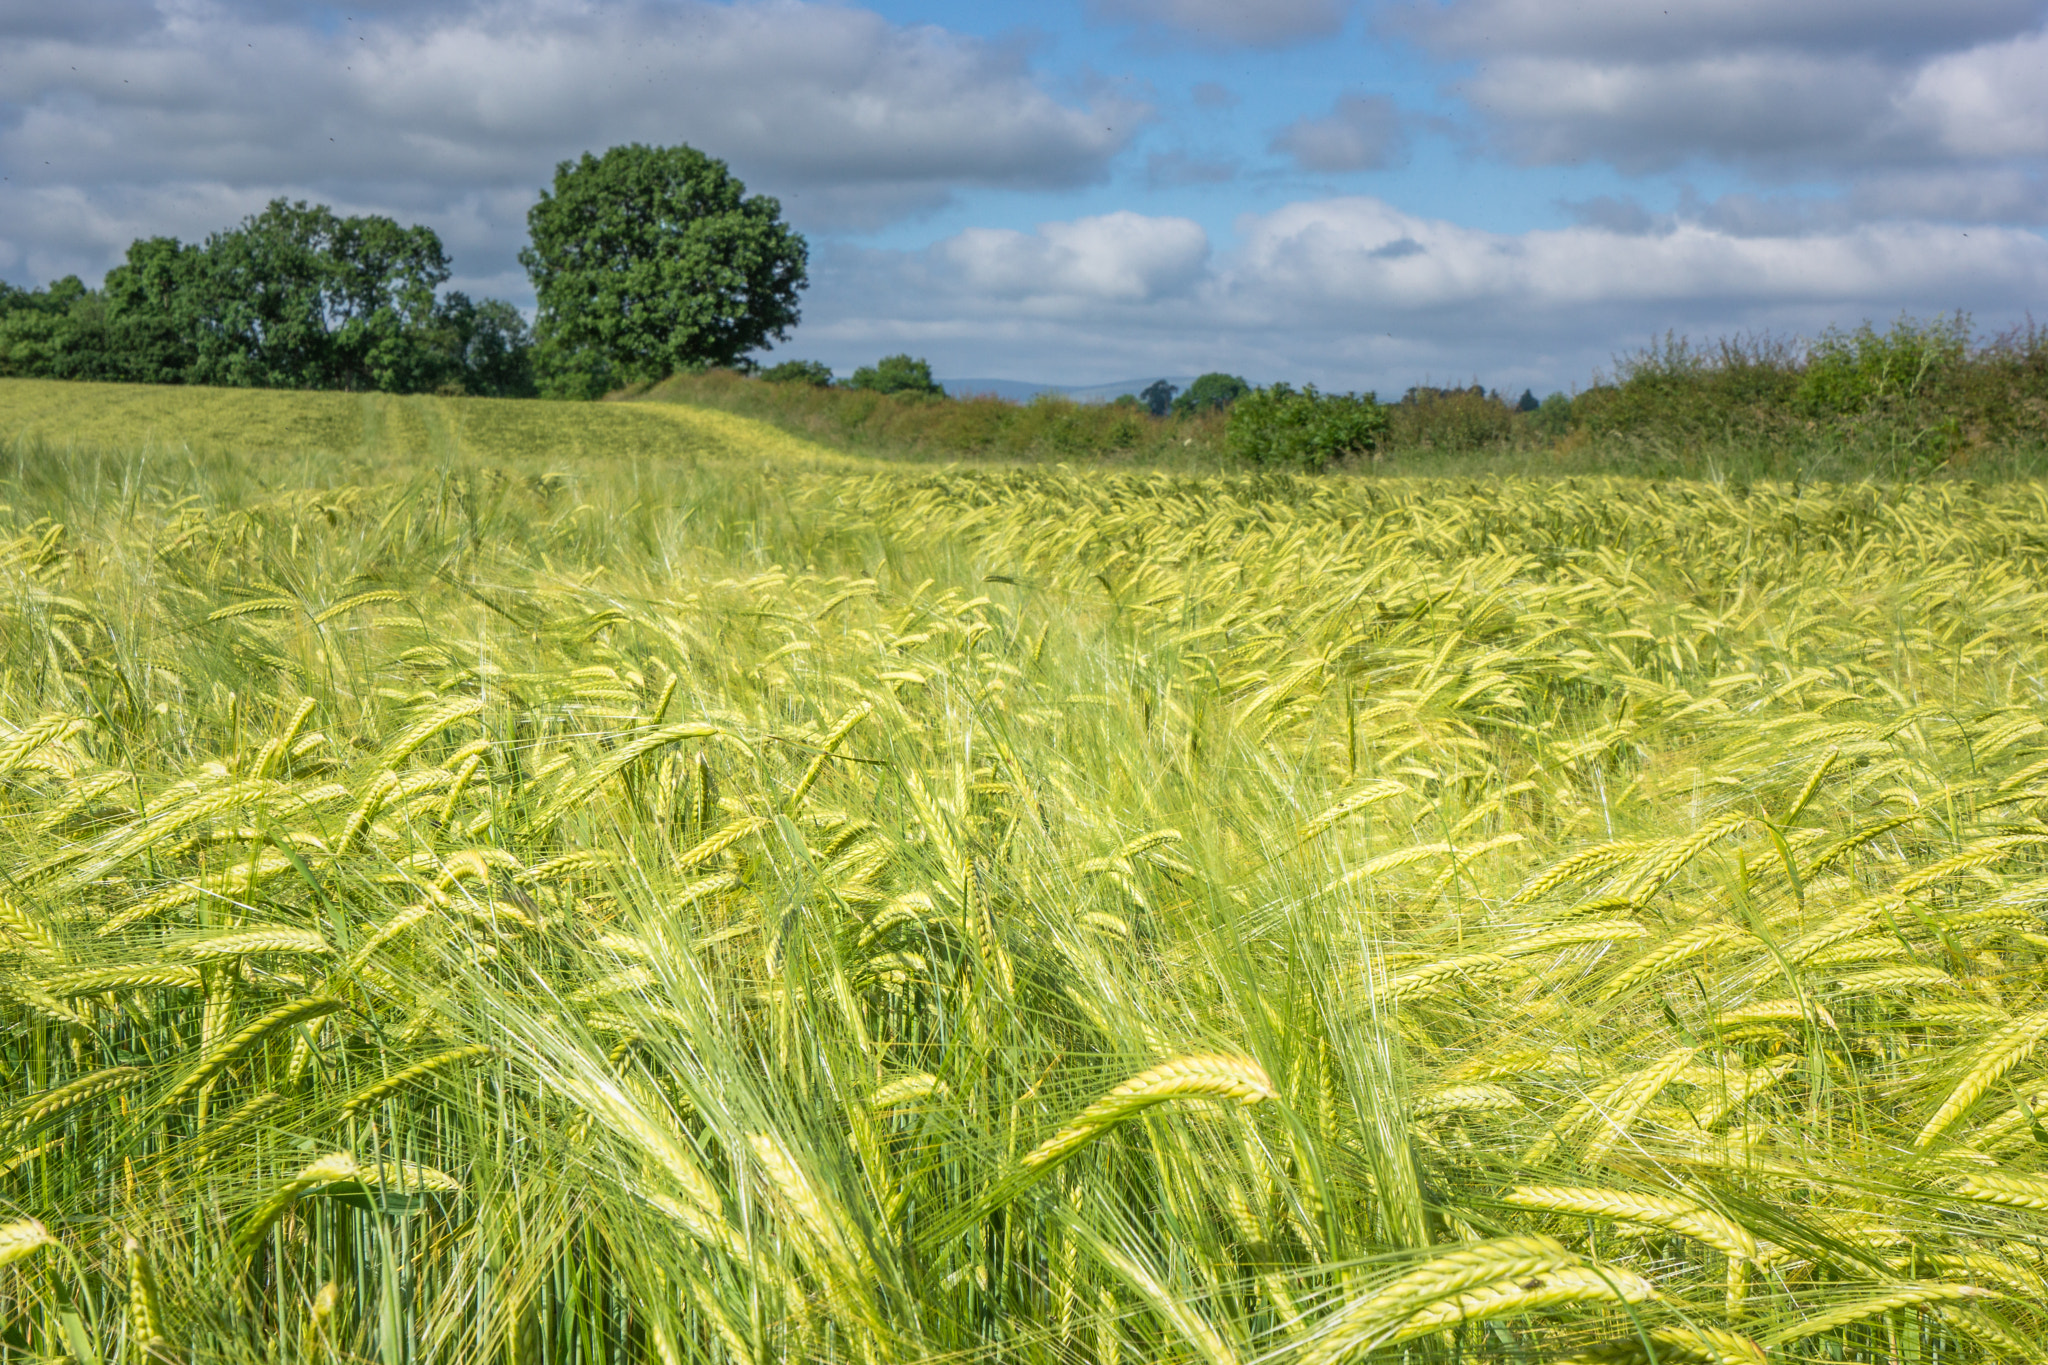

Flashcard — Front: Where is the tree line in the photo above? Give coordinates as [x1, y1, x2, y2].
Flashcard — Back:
[0, 144, 806, 400]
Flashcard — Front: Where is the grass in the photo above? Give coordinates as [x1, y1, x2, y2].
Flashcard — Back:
[6, 376, 2048, 1363]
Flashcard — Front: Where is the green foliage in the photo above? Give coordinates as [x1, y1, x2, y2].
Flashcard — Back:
[1387, 384, 1519, 453]
[1225, 382, 1387, 470]
[1568, 317, 2048, 473]
[0, 203, 532, 396]
[520, 143, 808, 385]
[1170, 371, 1248, 416]
[761, 358, 835, 386]
[1139, 379, 1177, 416]
[1797, 314, 1970, 417]
[1516, 388, 1540, 413]
[1109, 392, 1142, 409]
[1530, 391, 1573, 439]
[846, 353, 943, 397]
[534, 335, 619, 401]
[435, 295, 538, 399]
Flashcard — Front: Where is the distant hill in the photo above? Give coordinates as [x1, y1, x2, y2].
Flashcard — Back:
[938, 377, 1198, 405]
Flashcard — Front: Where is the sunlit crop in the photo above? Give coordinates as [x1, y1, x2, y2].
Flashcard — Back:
[5, 379, 2048, 1363]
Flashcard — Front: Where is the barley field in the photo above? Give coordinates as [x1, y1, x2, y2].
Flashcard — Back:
[5, 378, 2048, 1364]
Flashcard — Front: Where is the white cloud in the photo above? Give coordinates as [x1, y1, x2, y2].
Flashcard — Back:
[1903, 29, 2048, 158]
[1388, 0, 2048, 179]
[0, 0, 1142, 286]
[797, 199, 2048, 392]
[936, 211, 1211, 307]
[1090, 0, 1351, 47]
[1270, 95, 1407, 173]
[1224, 199, 2048, 317]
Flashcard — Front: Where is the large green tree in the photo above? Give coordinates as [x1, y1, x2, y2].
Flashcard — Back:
[2, 203, 535, 396]
[180, 200, 455, 391]
[520, 144, 808, 396]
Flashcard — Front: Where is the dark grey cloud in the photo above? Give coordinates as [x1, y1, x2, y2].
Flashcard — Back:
[0, 0, 162, 42]
[0, 0, 1146, 287]
[1089, 0, 1351, 48]
[1270, 94, 1406, 172]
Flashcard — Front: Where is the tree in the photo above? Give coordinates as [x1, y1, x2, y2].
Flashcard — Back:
[1517, 388, 1540, 412]
[127, 201, 456, 391]
[435, 294, 538, 398]
[3, 204, 526, 394]
[1139, 380, 1178, 417]
[1172, 372, 1249, 416]
[761, 359, 834, 386]
[1, 268, 194, 384]
[521, 143, 808, 390]
[847, 354, 943, 397]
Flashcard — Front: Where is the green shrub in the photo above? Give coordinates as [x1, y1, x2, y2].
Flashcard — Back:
[847, 353, 942, 397]
[1226, 384, 1388, 471]
[1530, 392, 1574, 440]
[1386, 385, 1520, 453]
[1797, 315, 1969, 418]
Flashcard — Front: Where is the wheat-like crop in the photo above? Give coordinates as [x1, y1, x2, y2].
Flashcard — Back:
[0, 1218, 56, 1268]
[9, 381, 2048, 1361]
[1021, 1055, 1277, 1171]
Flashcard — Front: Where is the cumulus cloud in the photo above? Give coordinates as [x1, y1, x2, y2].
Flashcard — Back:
[1090, 0, 1351, 47]
[1904, 28, 2048, 158]
[1388, 0, 2048, 179]
[797, 199, 2048, 392]
[0, 0, 1144, 285]
[1270, 95, 1407, 173]
[934, 211, 1211, 308]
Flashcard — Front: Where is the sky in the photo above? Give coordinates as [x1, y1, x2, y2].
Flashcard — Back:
[3, 0, 2046, 396]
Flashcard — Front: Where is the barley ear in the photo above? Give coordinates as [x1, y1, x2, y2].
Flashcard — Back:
[1762, 1283, 1992, 1346]
[229, 1153, 362, 1267]
[0, 1218, 57, 1269]
[1294, 1235, 1579, 1365]
[1916, 1007, 2048, 1149]
[159, 998, 343, 1112]
[1022, 1054, 1277, 1173]
[127, 1236, 174, 1354]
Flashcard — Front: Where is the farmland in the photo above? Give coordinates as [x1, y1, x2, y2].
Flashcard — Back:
[6, 377, 2048, 1363]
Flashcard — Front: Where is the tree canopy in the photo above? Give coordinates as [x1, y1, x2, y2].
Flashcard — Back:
[521, 143, 808, 397]
[760, 359, 835, 386]
[847, 354, 943, 396]
[1172, 372, 1249, 416]
[0, 200, 534, 396]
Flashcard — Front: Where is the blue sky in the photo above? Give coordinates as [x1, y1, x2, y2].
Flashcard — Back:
[3, 0, 2046, 395]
